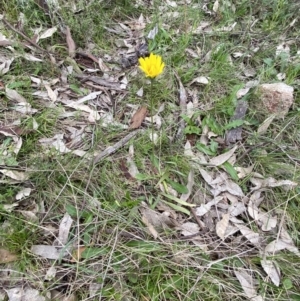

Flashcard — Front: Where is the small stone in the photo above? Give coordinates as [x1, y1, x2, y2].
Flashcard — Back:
[257, 83, 294, 118]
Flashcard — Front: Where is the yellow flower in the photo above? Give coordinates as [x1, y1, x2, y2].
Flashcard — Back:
[138, 53, 165, 78]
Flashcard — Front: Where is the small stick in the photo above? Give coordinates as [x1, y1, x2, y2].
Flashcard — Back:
[93, 129, 142, 164]
[191, 207, 206, 230]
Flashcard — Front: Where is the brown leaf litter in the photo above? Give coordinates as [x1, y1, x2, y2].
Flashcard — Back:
[129, 106, 147, 129]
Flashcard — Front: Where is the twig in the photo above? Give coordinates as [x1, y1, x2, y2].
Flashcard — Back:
[2, 17, 52, 56]
[236, 142, 268, 163]
[75, 74, 125, 91]
[173, 71, 187, 140]
[93, 129, 142, 164]
[191, 207, 206, 230]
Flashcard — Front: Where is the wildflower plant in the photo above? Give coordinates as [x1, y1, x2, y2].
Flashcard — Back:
[138, 53, 165, 149]
[138, 53, 165, 79]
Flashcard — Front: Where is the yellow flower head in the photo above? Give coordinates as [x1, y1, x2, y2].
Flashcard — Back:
[138, 53, 165, 78]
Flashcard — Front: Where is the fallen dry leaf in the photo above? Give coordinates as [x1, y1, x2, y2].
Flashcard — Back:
[216, 213, 229, 240]
[65, 26, 76, 58]
[180, 170, 194, 202]
[142, 215, 158, 239]
[0, 248, 18, 263]
[0, 169, 29, 181]
[261, 259, 280, 286]
[71, 246, 86, 262]
[234, 270, 262, 300]
[39, 134, 71, 154]
[228, 202, 246, 216]
[0, 57, 14, 75]
[259, 212, 277, 231]
[265, 239, 300, 256]
[53, 213, 73, 246]
[44, 84, 57, 102]
[129, 106, 147, 129]
[250, 176, 297, 190]
[39, 26, 57, 40]
[180, 222, 200, 236]
[19, 210, 38, 222]
[140, 206, 176, 229]
[66, 102, 100, 122]
[45, 266, 56, 280]
[127, 145, 140, 178]
[257, 114, 276, 134]
[6, 287, 49, 301]
[235, 224, 261, 245]
[6, 87, 27, 103]
[190, 76, 209, 85]
[195, 196, 223, 216]
[31, 245, 67, 260]
[209, 145, 237, 166]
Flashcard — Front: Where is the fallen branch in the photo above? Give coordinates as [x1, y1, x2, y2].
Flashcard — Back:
[93, 129, 142, 164]
[75, 74, 125, 91]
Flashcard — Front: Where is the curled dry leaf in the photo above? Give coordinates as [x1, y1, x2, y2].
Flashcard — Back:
[66, 102, 100, 122]
[180, 222, 200, 236]
[248, 200, 260, 221]
[45, 266, 57, 281]
[216, 213, 229, 240]
[20, 210, 38, 222]
[39, 134, 71, 154]
[0, 169, 29, 181]
[129, 106, 147, 129]
[44, 84, 57, 102]
[65, 26, 76, 58]
[180, 170, 194, 202]
[31, 245, 65, 260]
[234, 270, 262, 300]
[228, 202, 246, 216]
[190, 76, 209, 85]
[53, 213, 73, 246]
[71, 246, 86, 262]
[199, 168, 213, 185]
[257, 114, 276, 134]
[261, 259, 280, 286]
[6, 87, 27, 103]
[235, 165, 254, 179]
[13, 137, 22, 155]
[142, 215, 158, 239]
[195, 196, 223, 216]
[235, 224, 261, 245]
[39, 26, 57, 40]
[6, 287, 49, 301]
[140, 206, 176, 229]
[213, 0, 219, 12]
[265, 239, 300, 256]
[150, 132, 159, 145]
[0, 58, 14, 75]
[259, 212, 277, 231]
[126, 145, 140, 179]
[250, 177, 297, 190]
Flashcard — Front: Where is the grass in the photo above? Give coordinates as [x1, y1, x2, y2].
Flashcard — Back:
[1, 0, 300, 300]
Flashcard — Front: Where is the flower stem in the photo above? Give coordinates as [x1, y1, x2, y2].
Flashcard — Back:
[150, 79, 155, 155]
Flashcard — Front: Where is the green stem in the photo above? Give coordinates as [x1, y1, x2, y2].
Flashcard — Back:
[150, 79, 154, 155]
